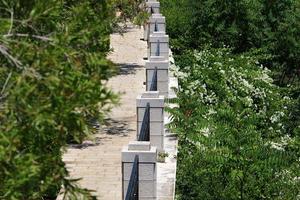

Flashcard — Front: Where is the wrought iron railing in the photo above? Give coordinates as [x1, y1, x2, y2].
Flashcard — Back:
[149, 67, 157, 91]
[125, 155, 139, 200]
[138, 103, 150, 141]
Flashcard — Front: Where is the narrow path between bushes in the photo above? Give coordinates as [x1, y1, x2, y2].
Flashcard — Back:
[61, 24, 147, 200]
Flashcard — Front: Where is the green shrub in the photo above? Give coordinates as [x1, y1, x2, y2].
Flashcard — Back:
[170, 48, 300, 199]
[0, 0, 119, 199]
[160, 0, 300, 84]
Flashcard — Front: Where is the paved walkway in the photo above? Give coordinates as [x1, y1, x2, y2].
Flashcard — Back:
[61, 24, 147, 200]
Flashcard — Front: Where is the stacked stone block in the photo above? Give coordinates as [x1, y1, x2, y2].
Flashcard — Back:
[145, 0, 160, 14]
[145, 57, 169, 97]
[122, 142, 157, 200]
[148, 32, 169, 61]
[136, 92, 165, 152]
[144, 13, 166, 41]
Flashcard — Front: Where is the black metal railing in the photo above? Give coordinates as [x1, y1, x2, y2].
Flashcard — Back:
[154, 21, 158, 32]
[155, 40, 160, 56]
[149, 67, 157, 91]
[138, 103, 150, 141]
[125, 155, 139, 200]
[150, 6, 154, 14]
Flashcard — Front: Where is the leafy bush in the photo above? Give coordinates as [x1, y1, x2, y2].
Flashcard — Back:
[160, 0, 300, 198]
[160, 0, 300, 84]
[0, 0, 119, 199]
[111, 0, 149, 28]
[170, 48, 300, 199]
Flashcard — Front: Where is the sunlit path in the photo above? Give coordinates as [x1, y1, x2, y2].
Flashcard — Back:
[60, 24, 147, 200]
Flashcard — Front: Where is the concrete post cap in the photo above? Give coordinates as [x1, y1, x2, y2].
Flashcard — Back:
[150, 31, 167, 37]
[141, 91, 160, 98]
[128, 141, 151, 151]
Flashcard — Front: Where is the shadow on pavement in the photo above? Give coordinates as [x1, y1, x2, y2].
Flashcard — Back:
[117, 63, 143, 75]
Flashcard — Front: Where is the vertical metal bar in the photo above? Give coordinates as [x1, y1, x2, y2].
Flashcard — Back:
[125, 155, 139, 200]
[150, 67, 157, 91]
[122, 162, 124, 200]
[155, 40, 160, 56]
[138, 103, 150, 141]
[154, 21, 158, 32]
[136, 156, 139, 200]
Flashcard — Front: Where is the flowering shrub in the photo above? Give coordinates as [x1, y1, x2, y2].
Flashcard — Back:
[170, 48, 300, 199]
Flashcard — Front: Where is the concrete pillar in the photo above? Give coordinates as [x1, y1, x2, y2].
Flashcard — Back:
[144, 14, 166, 41]
[145, 56, 169, 97]
[137, 91, 164, 152]
[122, 141, 157, 200]
[148, 32, 169, 61]
[145, 0, 160, 14]
[149, 14, 166, 34]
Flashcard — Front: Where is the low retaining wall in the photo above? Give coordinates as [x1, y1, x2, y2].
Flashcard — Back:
[121, 0, 178, 199]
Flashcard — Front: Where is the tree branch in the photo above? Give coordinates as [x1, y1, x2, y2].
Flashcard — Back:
[0, 44, 23, 69]
[1, 71, 12, 96]
[4, 33, 53, 42]
[7, 9, 13, 35]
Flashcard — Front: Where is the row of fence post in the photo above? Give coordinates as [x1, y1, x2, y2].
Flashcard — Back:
[121, 0, 170, 199]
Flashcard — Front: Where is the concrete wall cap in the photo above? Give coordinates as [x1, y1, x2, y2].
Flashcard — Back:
[136, 96, 165, 108]
[149, 35, 169, 43]
[141, 91, 159, 98]
[122, 146, 157, 163]
[149, 16, 165, 23]
[148, 56, 167, 62]
[151, 13, 163, 17]
[145, 62, 169, 69]
[128, 141, 151, 151]
[146, 2, 160, 7]
[149, 31, 168, 37]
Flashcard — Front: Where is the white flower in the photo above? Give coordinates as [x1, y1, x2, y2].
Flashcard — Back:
[241, 78, 255, 91]
[214, 62, 223, 67]
[253, 88, 266, 98]
[244, 96, 253, 107]
[255, 72, 273, 84]
[267, 135, 291, 152]
[281, 135, 291, 145]
[200, 127, 211, 137]
[269, 141, 285, 151]
[195, 142, 206, 151]
[283, 96, 291, 101]
[270, 111, 285, 123]
[208, 108, 217, 115]
[176, 71, 188, 79]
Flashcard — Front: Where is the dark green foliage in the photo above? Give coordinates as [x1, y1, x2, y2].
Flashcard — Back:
[0, 0, 120, 199]
[170, 48, 300, 199]
[160, 0, 300, 199]
[111, 0, 149, 28]
[160, 0, 300, 85]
